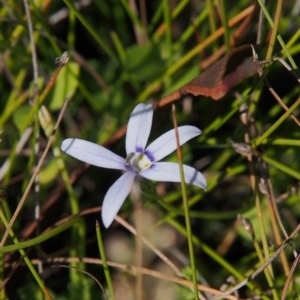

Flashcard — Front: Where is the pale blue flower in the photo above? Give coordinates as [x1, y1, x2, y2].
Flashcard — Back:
[61, 103, 206, 228]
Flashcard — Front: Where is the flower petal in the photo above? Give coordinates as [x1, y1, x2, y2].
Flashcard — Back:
[101, 172, 136, 228]
[140, 162, 207, 189]
[126, 103, 153, 154]
[145, 126, 201, 161]
[61, 138, 125, 170]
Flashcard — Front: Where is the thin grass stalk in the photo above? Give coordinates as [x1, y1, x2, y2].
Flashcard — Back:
[96, 221, 116, 300]
[172, 105, 200, 300]
[0, 209, 52, 300]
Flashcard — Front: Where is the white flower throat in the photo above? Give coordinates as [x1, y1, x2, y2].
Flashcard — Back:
[125, 152, 152, 173]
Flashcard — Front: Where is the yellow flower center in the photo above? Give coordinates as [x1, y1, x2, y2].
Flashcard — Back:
[125, 152, 152, 173]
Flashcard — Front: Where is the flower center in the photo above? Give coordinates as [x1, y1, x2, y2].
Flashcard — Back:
[125, 152, 152, 173]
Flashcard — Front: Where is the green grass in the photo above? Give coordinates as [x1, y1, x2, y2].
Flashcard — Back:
[0, 1, 300, 299]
